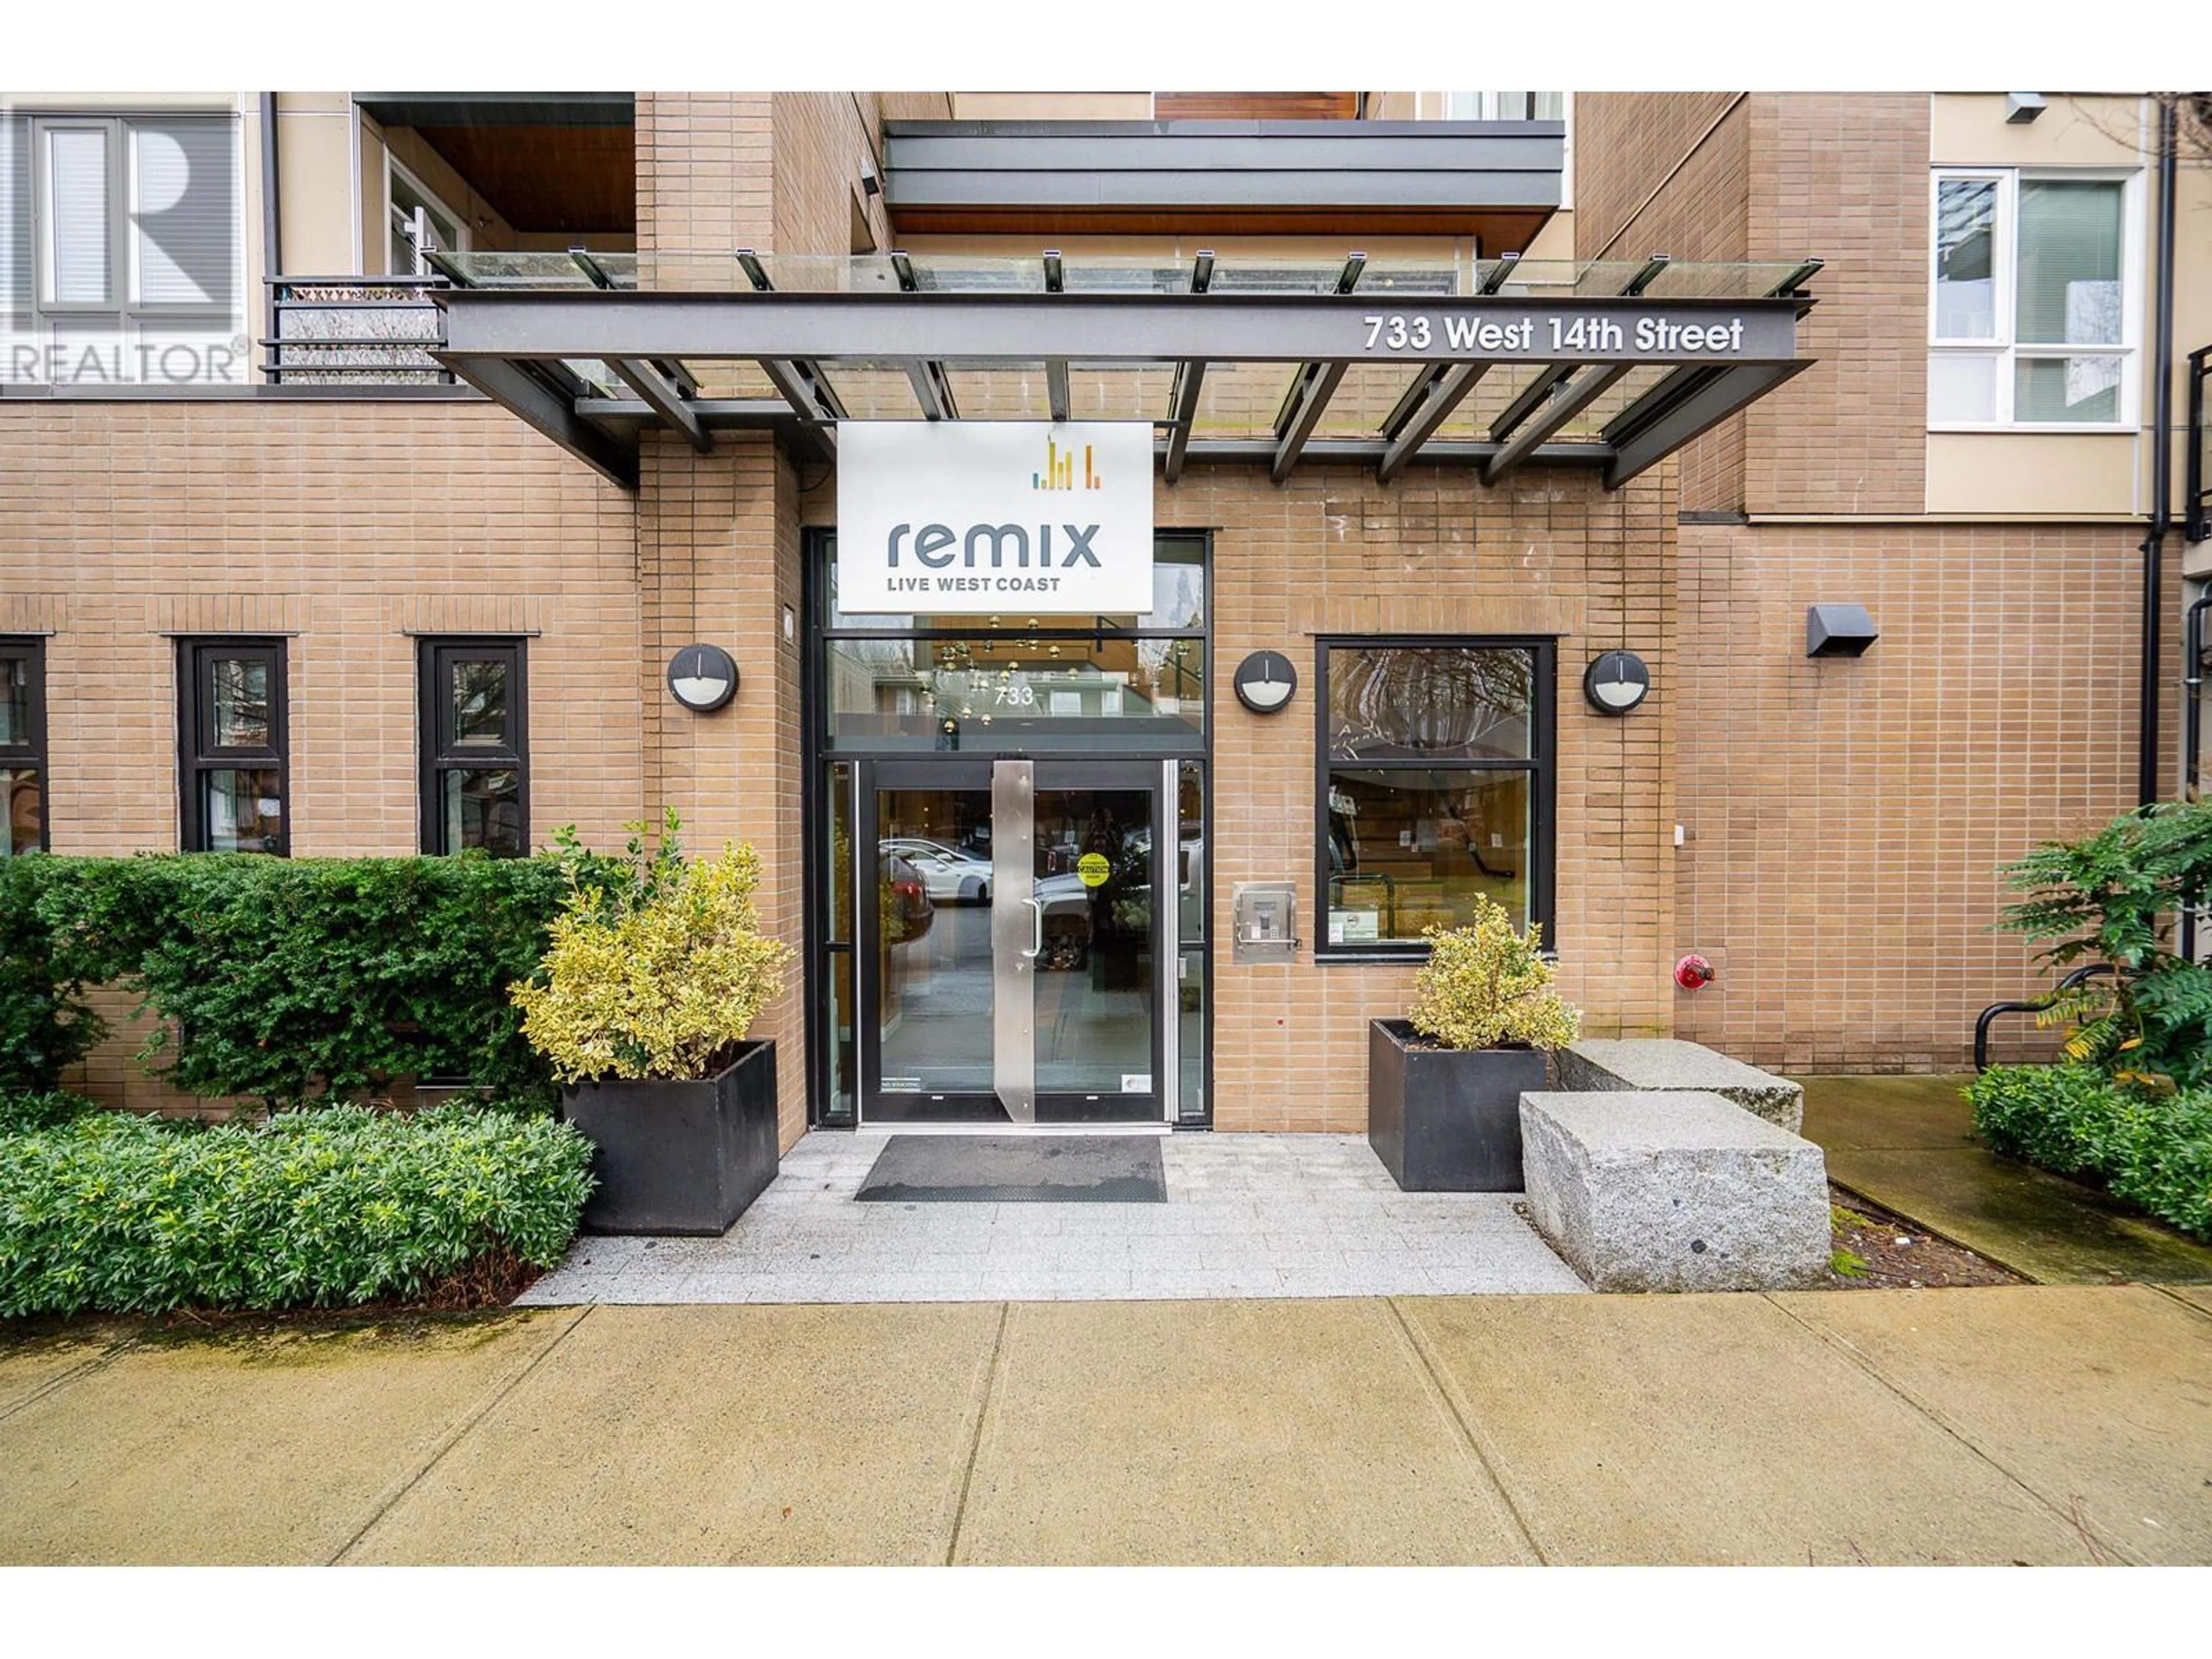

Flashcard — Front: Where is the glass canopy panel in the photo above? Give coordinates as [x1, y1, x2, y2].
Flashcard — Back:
[1318, 361, 1431, 440]
[1070, 365, 1171, 425]
[433, 251, 1815, 303]
[821, 364, 930, 420]
[944, 363, 1046, 420]
[1061, 260, 1192, 294]
[1191, 361, 1300, 440]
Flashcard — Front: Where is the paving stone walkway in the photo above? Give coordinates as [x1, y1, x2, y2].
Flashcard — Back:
[516, 1131, 1588, 1304]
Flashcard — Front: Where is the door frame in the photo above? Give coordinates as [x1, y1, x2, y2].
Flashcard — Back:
[799, 524, 1215, 1135]
[856, 756, 1172, 1130]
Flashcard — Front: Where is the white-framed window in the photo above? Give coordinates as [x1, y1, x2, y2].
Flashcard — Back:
[1, 109, 245, 385]
[1929, 167, 2141, 430]
[385, 156, 467, 277]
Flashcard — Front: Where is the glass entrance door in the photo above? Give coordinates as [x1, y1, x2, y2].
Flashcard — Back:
[861, 759, 1163, 1126]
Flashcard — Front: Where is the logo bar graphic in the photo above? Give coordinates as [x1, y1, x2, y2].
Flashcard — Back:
[1032, 438, 1101, 491]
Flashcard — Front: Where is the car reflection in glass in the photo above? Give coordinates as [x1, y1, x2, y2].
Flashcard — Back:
[880, 851, 935, 940]
[880, 837, 995, 904]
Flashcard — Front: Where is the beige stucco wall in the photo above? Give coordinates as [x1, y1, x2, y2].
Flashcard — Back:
[272, 92, 358, 275]
[948, 93, 1151, 120]
[1929, 93, 2151, 169]
[1926, 433, 2142, 517]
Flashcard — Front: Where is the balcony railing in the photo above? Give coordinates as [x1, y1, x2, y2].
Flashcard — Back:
[263, 276, 451, 384]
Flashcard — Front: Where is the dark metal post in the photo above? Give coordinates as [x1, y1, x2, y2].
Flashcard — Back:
[2183, 590, 2212, 960]
[259, 93, 281, 382]
[2139, 96, 2179, 808]
[2189, 346, 2208, 544]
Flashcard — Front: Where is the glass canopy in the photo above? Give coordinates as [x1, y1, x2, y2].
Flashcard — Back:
[332, 250, 1826, 492]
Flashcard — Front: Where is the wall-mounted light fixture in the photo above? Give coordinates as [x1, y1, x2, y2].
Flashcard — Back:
[858, 157, 882, 196]
[666, 643, 738, 712]
[1233, 650, 1298, 713]
[1582, 649, 1651, 714]
[1806, 604, 1880, 658]
[2005, 92, 2047, 124]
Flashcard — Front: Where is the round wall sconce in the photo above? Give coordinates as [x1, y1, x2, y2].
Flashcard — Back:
[1582, 649, 1650, 715]
[1233, 650, 1298, 714]
[666, 643, 738, 713]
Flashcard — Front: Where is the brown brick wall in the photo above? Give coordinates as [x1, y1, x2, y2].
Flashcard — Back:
[1672, 518, 2163, 1070]
[0, 399, 648, 1113]
[772, 94, 893, 257]
[637, 431, 811, 1149]
[1180, 459, 1681, 1131]
[0, 401, 643, 859]
[1574, 94, 1750, 512]
[1575, 93, 1931, 514]
[635, 92, 774, 289]
[1574, 93, 1746, 262]
[1743, 93, 1929, 515]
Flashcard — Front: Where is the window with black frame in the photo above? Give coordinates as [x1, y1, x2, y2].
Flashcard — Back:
[1317, 638, 1554, 955]
[419, 638, 528, 856]
[179, 638, 287, 854]
[1, 638, 47, 855]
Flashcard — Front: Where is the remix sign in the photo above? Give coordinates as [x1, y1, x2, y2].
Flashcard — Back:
[837, 422, 1155, 615]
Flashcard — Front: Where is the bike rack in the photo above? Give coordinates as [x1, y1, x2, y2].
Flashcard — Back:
[1972, 963, 2118, 1073]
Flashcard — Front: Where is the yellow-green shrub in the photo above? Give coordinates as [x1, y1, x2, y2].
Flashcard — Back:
[1407, 900, 1582, 1052]
[510, 816, 793, 1082]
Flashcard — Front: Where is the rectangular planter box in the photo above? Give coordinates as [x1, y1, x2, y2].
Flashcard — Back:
[1368, 1018, 1548, 1192]
[562, 1041, 780, 1235]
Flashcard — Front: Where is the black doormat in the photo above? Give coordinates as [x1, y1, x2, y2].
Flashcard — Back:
[855, 1135, 1167, 1203]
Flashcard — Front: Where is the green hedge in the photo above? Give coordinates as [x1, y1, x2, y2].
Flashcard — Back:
[0, 858, 106, 1092]
[0, 1103, 595, 1317]
[1971, 1065, 2212, 1242]
[11, 853, 580, 1112]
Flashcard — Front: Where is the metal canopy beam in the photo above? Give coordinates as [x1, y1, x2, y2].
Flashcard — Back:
[1490, 361, 1577, 441]
[1272, 361, 1349, 483]
[1266, 252, 1365, 483]
[1482, 362, 1631, 486]
[889, 249, 960, 420]
[444, 355, 638, 488]
[573, 397, 792, 429]
[760, 360, 840, 459]
[1162, 358, 1206, 483]
[904, 359, 959, 421]
[1601, 363, 1722, 446]
[1603, 362, 1808, 490]
[1186, 436, 1601, 468]
[1489, 255, 1673, 442]
[1042, 250, 1070, 419]
[736, 248, 847, 438]
[610, 358, 710, 453]
[1377, 360, 1491, 483]
[437, 289, 1806, 368]
[1158, 249, 1217, 482]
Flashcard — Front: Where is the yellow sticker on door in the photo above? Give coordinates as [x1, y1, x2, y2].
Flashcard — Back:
[1077, 852, 1111, 888]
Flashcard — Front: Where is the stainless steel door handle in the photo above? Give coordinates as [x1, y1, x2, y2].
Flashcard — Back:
[1020, 895, 1045, 960]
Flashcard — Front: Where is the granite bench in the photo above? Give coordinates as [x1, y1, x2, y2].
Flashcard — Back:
[1520, 1090, 1830, 1292]
[1554, 1038, 1805, 1132]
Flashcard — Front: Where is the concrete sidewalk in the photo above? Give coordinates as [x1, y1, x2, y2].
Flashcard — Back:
[5, 1284, 2209, 1566]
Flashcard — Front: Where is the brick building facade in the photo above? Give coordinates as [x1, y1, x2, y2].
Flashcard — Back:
[3, 89, 2203, 1135]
